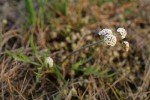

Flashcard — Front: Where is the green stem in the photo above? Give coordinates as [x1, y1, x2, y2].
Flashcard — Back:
[63, 40, 103, 62]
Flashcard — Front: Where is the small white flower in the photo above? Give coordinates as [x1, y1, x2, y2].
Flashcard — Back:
[2, 19, 8, 24]
[117, 28, 127, 39]
[46, 57, 53, 68]
[123, 41, 129, 51]
[104, 34, 117, 46]
[98, 29, 113, 36]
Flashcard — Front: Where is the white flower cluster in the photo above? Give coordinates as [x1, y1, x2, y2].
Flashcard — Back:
[98, 28, 129, 51]
[98, 29, 117, 46]
[46, 57, 54, 68]
[117, 27, 129, 51]
[104, 34, 117, 46]
[117, 28, 127, 39]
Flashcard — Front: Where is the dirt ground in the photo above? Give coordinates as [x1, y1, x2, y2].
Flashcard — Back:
[0, 0, 150, 100]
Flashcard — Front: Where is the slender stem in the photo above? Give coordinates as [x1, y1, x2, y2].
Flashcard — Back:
[72, 40, 103, 54]
[63, 40, 103, 62]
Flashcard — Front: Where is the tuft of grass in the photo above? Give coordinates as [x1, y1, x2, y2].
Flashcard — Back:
[5, 34, 42, 82]
[5, 35, 40, 81]
[5, 34, 66, 84]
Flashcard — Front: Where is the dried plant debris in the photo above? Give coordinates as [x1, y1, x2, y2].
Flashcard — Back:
[0, 0, 150, 100]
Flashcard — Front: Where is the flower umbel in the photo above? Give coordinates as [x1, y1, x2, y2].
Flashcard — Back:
[98, 29, 113, 36]
[46, 57, 53, 68]
[104, 34, 117, 46]
[117, 28, 127, 39]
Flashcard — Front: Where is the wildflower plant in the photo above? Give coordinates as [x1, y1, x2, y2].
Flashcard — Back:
[64, 27, 129, 62]
[98, 27, 129, 51]
[5, 27, 129, 84]
[63, 27, 129, 79]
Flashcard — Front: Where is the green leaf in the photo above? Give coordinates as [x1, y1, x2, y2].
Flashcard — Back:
[5, 49, 40, 66]
[96, 69, 110, 76]
[72, 56, 93, 70]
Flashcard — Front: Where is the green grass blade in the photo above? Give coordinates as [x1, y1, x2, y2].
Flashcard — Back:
[52, 65, 66, 84]
[25, 0, 36, 25]
[29, 34, 43, 64]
